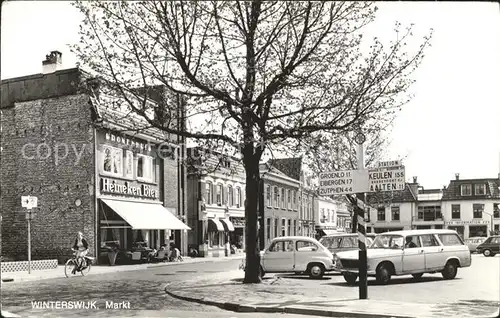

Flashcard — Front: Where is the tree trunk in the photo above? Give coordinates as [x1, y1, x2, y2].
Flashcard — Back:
[243, 156, 262, 284]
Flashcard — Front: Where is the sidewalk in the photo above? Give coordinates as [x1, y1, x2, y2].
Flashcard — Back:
[1, 254, 244, 284]
[164, 270, 500, 318]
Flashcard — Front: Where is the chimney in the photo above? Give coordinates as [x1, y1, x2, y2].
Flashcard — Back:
[455, 173, 460, 180]
[413, 176, 418, 183]
[42, 51, 62, 74]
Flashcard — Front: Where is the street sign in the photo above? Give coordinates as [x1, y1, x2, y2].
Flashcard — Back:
[377, 160, 402, 168]
[319, 170, 369, 195]
[368, 166, 405, 192]
[21, 196, 38, 209]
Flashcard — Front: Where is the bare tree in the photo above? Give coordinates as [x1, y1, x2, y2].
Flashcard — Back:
[72, 0, 432, 283]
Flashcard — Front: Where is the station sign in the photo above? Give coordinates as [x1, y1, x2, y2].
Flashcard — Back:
[377, 160, 402, 168]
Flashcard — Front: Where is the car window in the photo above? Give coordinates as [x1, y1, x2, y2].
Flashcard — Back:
[491, 237, 500, 244]
[319, 237, 341, 249]
[269, 240, 294, 252]
[340, 237, 357, 248]
[420, 235, 439, 247]
[296, 241, 319, 252]
[438, 234, 464, 246]
[404, 236, 421, 248]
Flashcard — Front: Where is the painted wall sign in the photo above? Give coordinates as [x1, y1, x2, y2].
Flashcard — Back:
[100, 177, 158, 199]
[105, 132, 152, 152]
[444, 220, 489, 226]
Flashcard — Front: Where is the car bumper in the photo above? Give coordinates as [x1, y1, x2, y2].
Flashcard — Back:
[333, 267, 376, 276]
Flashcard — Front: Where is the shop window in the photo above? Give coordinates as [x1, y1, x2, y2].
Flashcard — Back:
[102, 145, 123, 177]
[228, 186, 234, 207]
[209, 231, 220, 247]
[391, 206, 400, 221]
[206, 182, 213, 205]
[377, 207, 386, 221]
[137, 154, 155, 182]
[474, 184, 486, 195]
[452, 204, 461, 219]
[460, 184, 472, 196]
[473, 204, 484, 219]
[216, 184, 223, 206]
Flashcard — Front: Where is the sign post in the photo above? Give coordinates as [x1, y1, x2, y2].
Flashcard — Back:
[354, 132, 368, 300]
[21, 195, 37, 274]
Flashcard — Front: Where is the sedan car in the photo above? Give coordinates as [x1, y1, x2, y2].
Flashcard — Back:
[465, 237, 487, 253]
[319, 233, 375, 255]
[239, 236, 334, 278]
[476, 236, 500, 257]
[333, 229, 471, 285]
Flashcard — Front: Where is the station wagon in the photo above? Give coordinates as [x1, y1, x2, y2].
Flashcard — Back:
[240, 236, 334, 278]
[333, 229, 471, 285]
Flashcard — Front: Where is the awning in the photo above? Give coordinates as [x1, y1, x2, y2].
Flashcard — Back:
[101, 198, 190, 230]
[208, 218, 224, 232]
[220, 218, 235, 232]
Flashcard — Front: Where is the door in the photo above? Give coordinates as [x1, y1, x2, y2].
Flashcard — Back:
[402, 235, 425, 273]
[262, 239, 295, 272]
[419, 234, 443, 270]
[294, 240, 320, 272]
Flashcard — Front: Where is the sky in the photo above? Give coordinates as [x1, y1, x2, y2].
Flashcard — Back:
[1, 1, 499, 189]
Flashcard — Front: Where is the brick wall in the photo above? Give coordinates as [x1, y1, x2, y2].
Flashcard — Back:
[0, 94, 95, 263]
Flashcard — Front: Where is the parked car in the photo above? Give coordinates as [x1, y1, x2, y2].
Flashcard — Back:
[476, 236, 500, 257]
[333, 229, 471, 285]
[465, 237, 487, 253]
[319, 233, 374, 255]
[239, 236, 335, 278]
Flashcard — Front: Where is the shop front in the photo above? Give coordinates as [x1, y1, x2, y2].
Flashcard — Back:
[230, 217, 245, 251]
[445, 220, 490, 239]
[198, 208, 237, 258]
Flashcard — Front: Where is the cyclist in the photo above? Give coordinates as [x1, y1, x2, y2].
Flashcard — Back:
[71, 231, 89, 274]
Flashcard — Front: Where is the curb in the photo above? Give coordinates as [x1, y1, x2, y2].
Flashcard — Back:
[164, 286, 413, 318]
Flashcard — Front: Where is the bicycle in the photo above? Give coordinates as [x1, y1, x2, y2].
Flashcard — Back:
[65, 252, 94, 278]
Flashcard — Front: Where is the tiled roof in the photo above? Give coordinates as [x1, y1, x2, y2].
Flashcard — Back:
[442, 178, 500, 200]
[268, 157, 302, 181]
[366, 183, 417, 205]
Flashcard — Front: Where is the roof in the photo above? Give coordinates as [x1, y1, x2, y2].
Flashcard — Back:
[442, 178, 500, 201]
[376, 229, 459, 236]
[271, 236, 318, 241]
[260, 162, 301, 185]
[268, 157, 302, 181]
[366, 183, 417, 204]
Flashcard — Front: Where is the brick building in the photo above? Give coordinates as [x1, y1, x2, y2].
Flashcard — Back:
[0, 51, 189, 263]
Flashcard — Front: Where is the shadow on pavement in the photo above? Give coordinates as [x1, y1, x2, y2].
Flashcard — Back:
[277, 275, 332, 281]
[328, 276, 458, 287]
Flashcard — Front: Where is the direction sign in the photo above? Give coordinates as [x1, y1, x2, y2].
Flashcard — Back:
[368, 166, 405, 192]
[319, 170, 369, 195]
[21, 196, 38, 209]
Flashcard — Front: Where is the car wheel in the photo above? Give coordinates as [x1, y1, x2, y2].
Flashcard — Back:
[376, 264, 392, 285]
[308, 264, 325, 279]
[483, 249, 492, 257]
[412, 273, 423, 279]
[441, 261, 458, 280]
[343, 273, 358, 285]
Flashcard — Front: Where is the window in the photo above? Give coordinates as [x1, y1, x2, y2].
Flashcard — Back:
[473, 204, 484, 219]
[460, 184, 472, 196]
[492, 237, 500, 244]
[102, 146, 123, 177]
[205, 182, 213, 204]
[228, 186, 233, 207]
[418, 205, 442, 221]
[281, 188, 285, 208]
[287, 189, 291, 209]
[494, 203, 500, 218]
[340, 237, 357, 248]
[274, 218, 278, 237]
[209, 231, 219, 247]
[474, 184, 486, 195]
[420, 235, 439, 247]
[269, 240, 294, 252]
[281, 219, 286, 236]
[236, 187, 241, 208]
[266, 218, 271, 241]
[293, 220, 297, 235]
[137, 154, 155, 182]
[288, 220, 291, 236]
[293, 191, 297, 210]
[216, 184, 223, 206]
[404, 236, 421, 248]
[452, 204, 461, 219]
[319, 237, 341, 249]
[438, 234, 464, 246]
[274, 187, 279, 208]
[377, 207, 386, 221]
[391, 206, 400, 221]
[124, 150, 133, 178]
[266, 185, 271, 207]
[296, 241, 318, 252]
